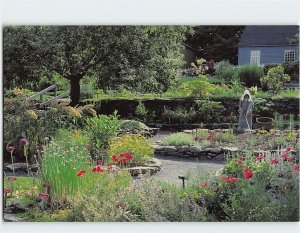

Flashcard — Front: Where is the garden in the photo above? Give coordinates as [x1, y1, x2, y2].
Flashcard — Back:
[2, 25, 299, 222]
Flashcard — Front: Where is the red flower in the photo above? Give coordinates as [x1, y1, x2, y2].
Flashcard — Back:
[97, 160, 103, 166]
[256, 154, 264, 162]
[119, 157, 127, 164]
[112, 155, 118, 162]
[107, 165, 113, 170]
[96, 166, 104, 173]
[243, 168, 254, 180]
[220, 176, 229, 182]
[271, 158, 279, 164]
[201, 183, 207, 188]
[207, 134, 214, 141]
[119, 153, 125, 157]
[287, 157, 294, 162]
[38, 193, 49, 199]
[228, 177, 239, 183]
[281, 153, 289, 159]
[92, 167, 97, 172]
[76, 170, 86, 176]
[124, 153, 133, 160]
[285, 147, 293, 152]
[43, 183, 51, 188]
[236, 159, 243, 165]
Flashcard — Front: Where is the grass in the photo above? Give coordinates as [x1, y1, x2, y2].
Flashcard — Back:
[4, 176, 42, 192]
[162, 133, 195, 146]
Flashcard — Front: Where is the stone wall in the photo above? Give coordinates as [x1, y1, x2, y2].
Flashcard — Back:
[82, 97, 299, 124]
[153, 144, 240, 161]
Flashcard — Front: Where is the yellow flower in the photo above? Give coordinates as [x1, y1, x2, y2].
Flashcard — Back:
[24, 110, 38, 120]
[63, 106, 82, 118]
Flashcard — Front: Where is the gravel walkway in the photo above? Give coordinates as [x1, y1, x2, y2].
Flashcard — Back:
[149, 130, 224, 187]
[151, 155, 224, 187]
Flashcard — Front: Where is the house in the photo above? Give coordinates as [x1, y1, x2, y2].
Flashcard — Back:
[238, 25, 299, 66]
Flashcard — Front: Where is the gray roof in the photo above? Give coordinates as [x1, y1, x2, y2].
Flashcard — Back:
[239, 25, 299, 47]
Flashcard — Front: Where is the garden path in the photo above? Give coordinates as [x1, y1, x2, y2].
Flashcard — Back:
[148, 130, 224, 187]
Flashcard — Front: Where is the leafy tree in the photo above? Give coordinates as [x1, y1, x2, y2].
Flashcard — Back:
[185, 26, 245, 65]
[3, 26, 192, 106]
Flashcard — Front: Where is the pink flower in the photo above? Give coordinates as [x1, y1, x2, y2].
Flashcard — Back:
[19, 139, 28, 146]
[256, 155, 264, 162]
[228, 177, 239, 183]
[201, 183, 207, 188]
[287, 157, 294, 162]
[8, 146, 15, 153]
[236, 159, 243, 165]
[271, 158, 279, 164]
[293, 164, 299, 174]
[281, 153, 289, 159]
[285, 147, 293, 152]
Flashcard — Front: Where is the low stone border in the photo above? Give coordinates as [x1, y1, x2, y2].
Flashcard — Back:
[125, 158, 162, 176]
[152, 145, 239, 161]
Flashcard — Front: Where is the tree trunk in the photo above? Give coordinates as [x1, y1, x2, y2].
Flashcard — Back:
[69, 77, 81, 107]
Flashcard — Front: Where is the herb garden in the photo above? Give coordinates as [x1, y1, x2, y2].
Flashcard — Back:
[2, 25, 299, 222]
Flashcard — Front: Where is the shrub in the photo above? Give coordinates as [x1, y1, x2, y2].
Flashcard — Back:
[283, 61, 299, 82]
[260, 65, 291, 93]
[253, 98, 274, 116]
[162, 106, 197, 124]
[119, 120, 148, 131]
[72, 179, 210, 222]
[134, 100, 148, 121]
[213, 60, 237, 83]
[179, 75, 216, 97]
[237, 64, 264, 87]
[214, 130, 235, 143]
[107, 134, 154, 166]
[162, 133, 194, 146]
[195, 100, 225, 123]
[85, 112, 119, 155]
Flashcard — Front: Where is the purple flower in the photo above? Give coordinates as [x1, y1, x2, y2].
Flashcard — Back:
[19, 139, 28, 146]
[8, 146, 15, 153]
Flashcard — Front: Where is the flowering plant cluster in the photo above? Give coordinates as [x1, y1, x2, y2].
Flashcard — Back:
[111, 152, 133, 165]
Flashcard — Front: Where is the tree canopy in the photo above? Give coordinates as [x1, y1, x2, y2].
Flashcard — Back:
[185, 26, 245, 65]
[3, 26, 192, 106]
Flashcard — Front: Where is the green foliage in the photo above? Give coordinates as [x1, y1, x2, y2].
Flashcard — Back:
[179, 75, 216, 97]
[162, 133, 195, 146]
[41, 129, 131, 201]
[107, 134, 154, 166]
[72, 179, 209, 222]
[162, 106, 197, 124]
[237, 64, 264, 87]
[134, 100, 148, 121]
[214, 130, 235, 143]
[195, 100, 225, 123]
[260, 65, 291, 93]
[119, 120, 148, 132]
[283, 61, 299, 82]
[253, 98, 274, 116]
[85, 112, 119, 153]
[213, 60, 238, 83]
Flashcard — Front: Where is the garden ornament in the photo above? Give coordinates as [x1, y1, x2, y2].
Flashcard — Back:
[238, 90, 254, 133]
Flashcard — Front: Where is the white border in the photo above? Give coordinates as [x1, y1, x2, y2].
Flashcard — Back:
[1, 0, 300, 233]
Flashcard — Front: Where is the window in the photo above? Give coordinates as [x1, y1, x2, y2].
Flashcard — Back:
[250, 50, 260, 65]
[284, 50, 295, 63]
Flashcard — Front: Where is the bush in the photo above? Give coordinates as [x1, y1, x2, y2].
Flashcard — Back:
[162, 133, 195, 146]
[72, 179, 210, 222]
[282, 61, 299, 82]
[213, 60, 238, 83]
[260, 65, 290, 93]
[107, 134, 154, 166]
[195, 100, 225, 123]
[179, 75, 216, 97]
[119, 120, 149, 132]
[85, 112, 119, 155]
[134, 100, 148, 121]
[237, 64, 264, 87]
[162, 106, 197, 124]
